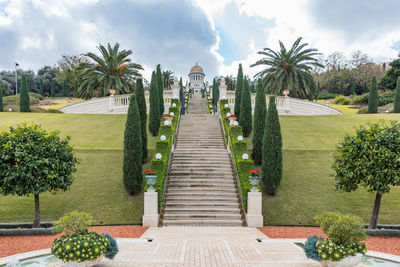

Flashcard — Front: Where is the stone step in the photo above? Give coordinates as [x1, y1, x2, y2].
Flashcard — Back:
[164, 207, 240, 213]
[168, 178, 234, 183]
[163, 213, 242, 220]
[170, 165, 232, 170]
[167, 184, 236, 190]
[170, 171, 235, 176]
[166, 192, 238, 197]
[162, 219, 243, 226]
[165, 196, 239, 202]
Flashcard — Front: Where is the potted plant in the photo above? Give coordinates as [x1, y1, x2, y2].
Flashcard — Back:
[249, 170, 261, 191]
[145, 169, 157, 191]
[51, 211, 118, 267]
[304, 212, 367, 267]
[228, 114, 237, 126]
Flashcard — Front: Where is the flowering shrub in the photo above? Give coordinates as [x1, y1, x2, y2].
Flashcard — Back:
[145, 169, 156, 175]
[52, 231, 110, 263]
[54, 211, 94, 236]
[249, 170, 261, 177]
[304, 212, 367, 262]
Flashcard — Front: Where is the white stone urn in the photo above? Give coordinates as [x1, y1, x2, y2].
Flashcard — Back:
[164, 115, 173, 125]
[320, 253, 363, 267]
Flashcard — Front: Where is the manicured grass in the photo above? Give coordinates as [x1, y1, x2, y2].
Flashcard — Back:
[0, 150, 153, 224]
[262, 150, 400, 226]
[0, 113, 158, 150]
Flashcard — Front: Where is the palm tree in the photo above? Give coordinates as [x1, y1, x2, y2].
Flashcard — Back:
[76, 43, 143, 99]
[162, 70, 174, 90]
[251, 37, 323, 100]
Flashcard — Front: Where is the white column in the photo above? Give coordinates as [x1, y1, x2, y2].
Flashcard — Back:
[142, 190, 159, 227]
[108, 95, 115, 112]
[219, 77, 227, 99]
[246, 190, 263, 227]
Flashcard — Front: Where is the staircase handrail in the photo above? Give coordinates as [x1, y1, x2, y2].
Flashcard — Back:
[219, 115, 247, 218]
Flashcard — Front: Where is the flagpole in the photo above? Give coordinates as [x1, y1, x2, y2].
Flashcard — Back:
[15, 63, 18, 95]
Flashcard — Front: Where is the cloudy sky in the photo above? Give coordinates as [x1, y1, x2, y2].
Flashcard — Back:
[1, 0, 400, 82]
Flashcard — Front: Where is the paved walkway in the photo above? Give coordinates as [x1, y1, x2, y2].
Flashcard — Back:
[93, 227, 319, 267]
[188, 91, 208, 114]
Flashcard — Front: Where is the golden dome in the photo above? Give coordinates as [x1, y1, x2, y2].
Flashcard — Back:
[190, 63, 204, 73]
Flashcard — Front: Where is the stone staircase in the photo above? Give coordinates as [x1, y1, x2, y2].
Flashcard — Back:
[161, 93, 245, 226]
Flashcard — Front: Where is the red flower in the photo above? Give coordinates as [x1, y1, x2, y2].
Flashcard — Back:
[152, 171, 156, 174]
[164, 114, 173, 117]
[249, 169, 261, 176]
[229, 114, 236, 118]
[145, 169, 151, 174]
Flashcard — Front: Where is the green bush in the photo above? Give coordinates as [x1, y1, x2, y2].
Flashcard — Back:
[136, 78, 148, 162]
[318, 93, 337, 100]
[395, 76, 400, 113]
[252, 79, 266, 164]
[19, 75, 30, 112]
[350, 95, 362, 105]
[237, 159, 253, 211]
[315, 212, 368, 245]
[239, 78, 252, 137]
[156, 64, 164, 116]
[332, 95, 350, 105]
[53, 211, 95, 236]
[234, 64, 243, 119]
[102, 233, 119, 260]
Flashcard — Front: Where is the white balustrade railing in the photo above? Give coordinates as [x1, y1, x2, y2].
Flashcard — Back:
[109, 91, 174, 112]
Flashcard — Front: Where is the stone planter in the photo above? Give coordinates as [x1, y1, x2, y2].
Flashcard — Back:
[320, 253, 363, 267]
[145, 175, 157, 191]
[63, 256, 103, 267]
[249, 176, 260, 191]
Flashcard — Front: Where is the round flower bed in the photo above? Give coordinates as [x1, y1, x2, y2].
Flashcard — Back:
[52, 231, 109, 263]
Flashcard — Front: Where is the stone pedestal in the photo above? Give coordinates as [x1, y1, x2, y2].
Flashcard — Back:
[219, 77, 227, 99]
[108, 95, 115, 112]
[143, 190, 159, 227]
[246, 190, 263, 227]
[172, 77, 180, 99]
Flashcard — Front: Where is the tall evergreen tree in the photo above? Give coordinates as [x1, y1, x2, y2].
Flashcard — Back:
[212, 78, 219, 111]
[363, 80, 368, 94]
[148, 71, 160, 135]
[239, 78, 252, 137]
[156, 64, 164, 116]
[62, 80, 68, 97]
[123, 93, 143, 194]
[252, 79, 266, 164]
[39, 78, 44, 95]
[328, 82, 332, 94]
[234, 64, 243, 118]
[394, 76, 400, 113]
[262, 95, 282, 195]
[351, 81, 356, 96]
[0, 82, 3, 112]
[51, 79, 55, 97]
[368, 76, 378, 114]
[339, 80, 344, 95]
[19, 75, 30, 112]
[136, 78, 148, 162]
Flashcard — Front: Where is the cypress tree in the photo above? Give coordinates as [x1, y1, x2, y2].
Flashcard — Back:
[39, 78, 44, 95]
[394, 76, 400, 113]
[234, 64, 243, 119]
[19, 75, 30, 112]
[123, 93, 143, 194]
[212, 78, 219, 110]
[62, 80, 68, 97]
[368, 76, 378, 114]
[156, 64, 164, 116]
[136, 78, 148, 162]
[51, 79, 55, 97]
[262, 95, 282, 195]
[351, 82, 356, 96]
[252, 79, 266, 164]
[148, 71, 160, 135]
[339, 80, 344, 95]
[239, 78, 252, 137]
[363, 80, 368, 94]
[0, 82, 3, 112]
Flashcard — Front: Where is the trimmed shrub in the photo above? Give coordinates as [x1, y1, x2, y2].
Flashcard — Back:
[394, 76, 400, 113]
[262, 96, 282, 195]
[339, 80, 344, 95]
[53, 211, 94, 235]
[351, 82, 356, 96]
[136, 78, 148, 162]
[19, 75, 30, 112]
[239, 78, 252, 137]
[332, 95, 350, 105]
[148, 71, 160, 136]
[156, 64, 164, 116]
[368, 76, 378, 113]
[123, 93, 143, 194]
[252, 79, 266, 164]
[234, 64, 243, 119]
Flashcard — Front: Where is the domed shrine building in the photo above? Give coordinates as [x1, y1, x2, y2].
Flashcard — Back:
[188, 62, 205, 92]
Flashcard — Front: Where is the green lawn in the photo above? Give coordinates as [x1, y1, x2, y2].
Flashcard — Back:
[0, 112, 399, 226]
[0, 113, 158, 224]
